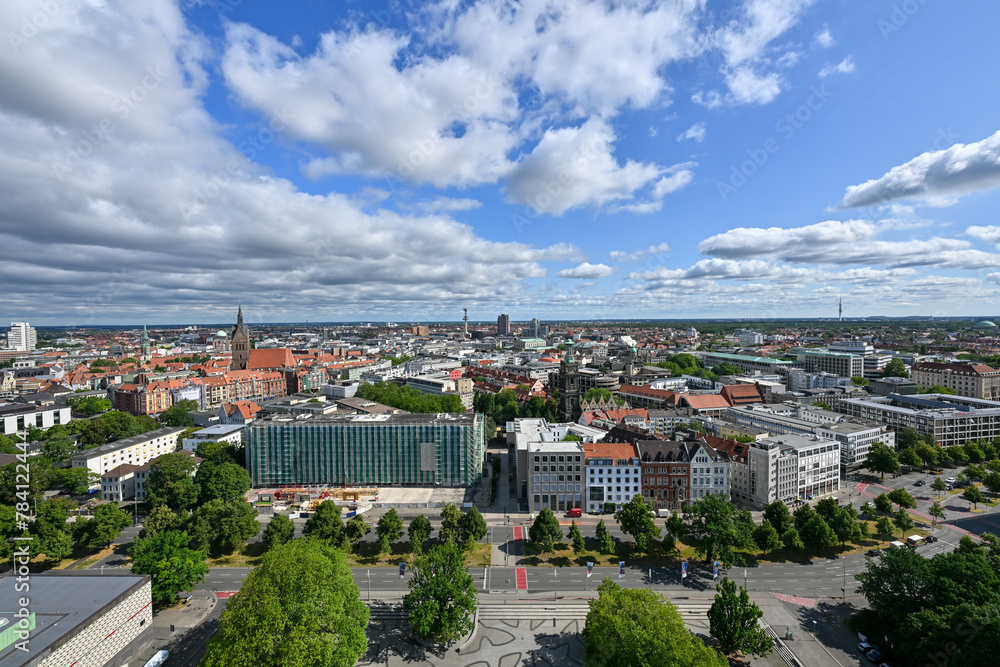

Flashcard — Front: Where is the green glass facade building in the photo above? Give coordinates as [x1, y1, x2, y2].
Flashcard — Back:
[247, 413, 485, 487]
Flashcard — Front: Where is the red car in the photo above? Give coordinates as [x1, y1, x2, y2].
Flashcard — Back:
[565, 507, 582, 518]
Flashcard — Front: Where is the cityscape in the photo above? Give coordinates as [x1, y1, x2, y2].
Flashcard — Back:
[3, 1, 1000, 667]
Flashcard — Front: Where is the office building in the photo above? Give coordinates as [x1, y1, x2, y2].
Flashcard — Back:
[835, 393, 1000, 447]
[247, 412, 485, 488]
[0, 574, 153, 667]
[735, 329, 764, 347]
[815, 421, 895, 470]
[797, 349, 864, 378]
[910, 361, 1000, 400]
[509, 418, 605, 512]
[583, 442, 641, 512]
[7, 322, 36, 351]
[531, 318, 541, 338]
[704, 352, 794, 376]
[496, 313, 511, 335]
[0, 402, 71, 438]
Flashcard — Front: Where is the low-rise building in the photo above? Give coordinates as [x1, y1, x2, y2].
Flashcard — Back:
[181, 423, 245, 450]
[70, 427, 184, 480]
[0, 402, 71, 438]
[835, 393, 1000, 447]
[910, 361, 1000, 400]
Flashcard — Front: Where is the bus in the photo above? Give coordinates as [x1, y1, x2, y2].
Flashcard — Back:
[929, 467, 945, 475]
[144, 650, 169, 667]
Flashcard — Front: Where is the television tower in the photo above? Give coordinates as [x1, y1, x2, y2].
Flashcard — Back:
[839, 296, 843, 322]
[463, 308, 469, 338]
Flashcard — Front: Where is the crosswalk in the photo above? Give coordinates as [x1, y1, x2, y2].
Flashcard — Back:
[366, 600, 713, 622]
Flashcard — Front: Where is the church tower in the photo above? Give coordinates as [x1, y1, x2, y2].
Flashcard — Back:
[558, 342, 581, 423]
[230, 305, 250, 371]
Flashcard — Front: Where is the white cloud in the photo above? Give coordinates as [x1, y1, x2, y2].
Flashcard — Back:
[558, 263, 616, 279]
[840, 130, 1000, 208]
[717, 0, 819, 67]
[610, 243, 671, 262]
[724, 67, 783, 105]
[677, 122, 706, 143]
[813, 27, 835, 48]
[819, 56, 855, 78]
[967, 225, 1000, 246]
[504, 118, 664, 216]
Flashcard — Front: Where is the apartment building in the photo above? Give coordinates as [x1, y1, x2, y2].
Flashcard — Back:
[636, 440, 692, 511]
[797, 349, 864, 378]
[7, 321, 37, 351]
[756, 434, 841, 503]
[70, 427, 184, 480]
[910, 361, 1000, 400]
[583, 442, 641, 512]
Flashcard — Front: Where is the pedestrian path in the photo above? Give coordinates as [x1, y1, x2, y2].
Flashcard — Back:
[516, 567, 528, 590]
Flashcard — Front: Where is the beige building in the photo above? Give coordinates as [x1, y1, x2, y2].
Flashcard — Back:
[70, 427, 184, 481]
[910, 361, 1000, 400]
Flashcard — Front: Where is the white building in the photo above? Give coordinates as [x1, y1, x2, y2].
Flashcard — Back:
[0, 403, 71, 438]
[758, 434, 841, 502]
[687, 440, 732, 502]
[70, 427, 184, 482]
[181, 423, 245, 450]
[7, 322, 36, 351]
[509, 418, 604, 514]
[583, 442, 642, 512]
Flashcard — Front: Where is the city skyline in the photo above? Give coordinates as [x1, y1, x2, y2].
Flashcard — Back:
[3, 1, 1000, 325]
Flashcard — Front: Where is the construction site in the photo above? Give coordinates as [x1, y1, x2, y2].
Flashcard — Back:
[252, 484, 468, 513]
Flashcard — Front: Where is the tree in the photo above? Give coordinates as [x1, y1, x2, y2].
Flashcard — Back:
[781, 528, 804, 550]
[762, 501, 792, 534]
[408, 514, 431, 554]
[899, 447, 923, 468]
[815, 497, 840, 522]
[916, 441, 940, 466]
[865, 442, 900, 479]
[963, 485, 987, 510]
[595, 519, 616, 555]
[888, 488, 917, 509]
[874, 493, 894, 514]
[439, 503, 462, 544]
[158, 399, 198, 427]
[51, 466, 99, 495]
[131, 530, 209, 606]
[830, 506, 862, 549]
[708, 577, 773, 658]
[261, 514, 296, 551]
[897, 427, 921, 450]
[752, 521, 782, 554]
[344, 515, 370, 553]
[684, 494, 756, 566]
[614, 494, 661, 554]
[876, 516, 894, 539]
[376, 508, 404, 555]
[39, 529, 74, 562]
[859, 501, 877, 519]
[856, 541, 931, 618]
[882, 358, 909, 378]
[793, 503, 815, 531]
[145, 453, 200, 511]
[983, 471, 1000, 497]
[40, 435, 77, 462]
[894, 508, 914, 535]
[928, 501, 946, 528]
[67, 395, 113, 416]
[459, 506, 487, 549]
[403, 541, 478, 643]
[799, 514, 837, 549]
[583, 580, 727, 667]
[851, 376, 870, 387]
[195, 461, 251, 504]
[79, 501, 132, 547]
[139, 505, 179, 539]
[202, 538, 368, 667]
[569, 521, 586, 554]
[189, 499, 261, 555]
[0, 461, 49, 504]
[302, 501, 344, 547]
[529, 508, 563, 553]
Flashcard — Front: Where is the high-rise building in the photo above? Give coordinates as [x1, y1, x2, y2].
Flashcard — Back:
[7, 322, 36, 351]
[531, 318, 541, 338]
[497, 313, 511, 335]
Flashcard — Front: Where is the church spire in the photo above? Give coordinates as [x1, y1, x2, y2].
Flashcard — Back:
[237, 303, 244, 325]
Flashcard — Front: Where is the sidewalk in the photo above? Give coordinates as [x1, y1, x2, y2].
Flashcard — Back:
[131, 591, 218, 665]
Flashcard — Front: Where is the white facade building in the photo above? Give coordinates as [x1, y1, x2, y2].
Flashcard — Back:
[70, 427, 184, 482]
[583, 443, 642, 512]
[7, 321, 36, 351]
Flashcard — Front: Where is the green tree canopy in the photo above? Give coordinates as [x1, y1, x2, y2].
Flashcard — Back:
[355, 382, 464, 413]
[343, 514, 370, 552]
[683, 493, 755, 566]
[613, 494, 661, 554]
[78, 501, 131, 547]
[459, 506, 487, 548]
[569, 520, 585, 553]
[799, 514, 837, 549]
[595, 518, 616, 555]
[202, 538, 368, 667]
[882, 358, 909, 378]
[188, 499, 260, 555]
[403, 541, 478, 643]
[408, 514, 431, 554]
[195, 461, 251, 504]
[303, 501, 344, 547]
[130, 529, 209, 606]
[888, 488, 917, 509]
[583, 580, 727, 667]
[762, 501, 792, 534]
[145, 452, 200, 511]
[529, 507, 563, 553]
[865, 442, 900, 479]
[856, 540, 931, 618]
[708, 577, 773, 658]
[261, 514, 296, 551]
[158, 399, 198, 427]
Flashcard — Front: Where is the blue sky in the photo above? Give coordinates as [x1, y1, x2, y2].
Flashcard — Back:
[3, 0, 1000, 325]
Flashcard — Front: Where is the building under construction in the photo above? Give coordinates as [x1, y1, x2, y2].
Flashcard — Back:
[246, 412, 485, 488]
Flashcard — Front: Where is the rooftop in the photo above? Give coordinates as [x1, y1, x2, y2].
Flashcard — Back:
[254, 411, 477, 426]
[704, 352, 793, 365]
[0, 574, 149, 667]
[70, 427, 185, 461]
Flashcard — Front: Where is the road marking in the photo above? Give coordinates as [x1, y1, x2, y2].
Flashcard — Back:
[516, 567, 528, 590]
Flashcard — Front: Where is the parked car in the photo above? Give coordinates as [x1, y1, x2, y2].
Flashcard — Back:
[565, 507, 582, 518]
[867, 648, 883, 662]
[954, 479, 971, 488]
[914, 479, 925, 486]
[866, 549, 881, 557]
[926, 535, 938, 543]
[858, 642, 876, 654]
[946, 484, 953, 491]
[945, 476, 957, 484]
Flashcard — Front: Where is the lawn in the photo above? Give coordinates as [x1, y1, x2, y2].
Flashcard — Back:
[205, 542, 267, 567]
[343, 540, 491, 568]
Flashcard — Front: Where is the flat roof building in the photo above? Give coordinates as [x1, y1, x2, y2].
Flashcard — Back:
[704, 352, 794, 376]
[835, 393, 1000, 447]
[70, 427, 184, 480]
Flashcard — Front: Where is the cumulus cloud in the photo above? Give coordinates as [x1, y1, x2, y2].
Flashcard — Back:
[610, 243, 671, 262]
[813, 27, 835, 48]
[677, 122, 706, 143]
[840, 130, 1000, 208]
[967, 225, 1000, 246]
[819, 56, 855, 78]
[504, 118, 665, 215]
[558, 263, 616, 279]
[717, 0, 819, 67]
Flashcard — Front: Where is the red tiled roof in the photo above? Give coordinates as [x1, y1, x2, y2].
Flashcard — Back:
[248, 348, 296, 370]
[583, 442, 639, 460]
[680, 395, 731, 410]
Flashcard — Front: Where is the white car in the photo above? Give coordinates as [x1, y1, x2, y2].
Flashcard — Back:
[945, 476, 957, 484]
